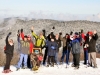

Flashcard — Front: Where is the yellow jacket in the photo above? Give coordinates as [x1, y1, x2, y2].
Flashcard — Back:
[32, 32, 45, 48]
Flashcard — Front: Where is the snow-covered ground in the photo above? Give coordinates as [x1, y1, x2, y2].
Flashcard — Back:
[0, 58, 100, 75]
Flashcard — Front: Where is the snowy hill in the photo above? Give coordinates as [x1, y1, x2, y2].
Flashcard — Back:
[0, 58, 100, 75]
[0, 17, 100, 51]
[0, 17, 100, 66]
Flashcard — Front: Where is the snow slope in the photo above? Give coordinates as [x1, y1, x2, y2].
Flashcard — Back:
[0, 58, 100, 75]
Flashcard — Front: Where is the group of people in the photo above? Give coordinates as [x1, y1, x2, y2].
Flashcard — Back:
[2, 26, 98, 73]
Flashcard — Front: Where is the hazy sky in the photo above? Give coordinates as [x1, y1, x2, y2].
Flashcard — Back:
[0, 0, 100, 21]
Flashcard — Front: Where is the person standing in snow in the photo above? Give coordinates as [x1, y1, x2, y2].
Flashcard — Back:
[16, 35, 30, 71]
[3, 32, 14, 73]
[46, 35, 58, 67]
[60, 33, 71, 67]
[71, 32, 81, 69]
[85, 30, 98, 68]
[43, 32, 54, 65]
[55, 34, 61, 65]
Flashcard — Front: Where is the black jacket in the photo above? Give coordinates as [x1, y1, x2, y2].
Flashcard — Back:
[55, 39, 61, 52]
[4, 35, 14, 56]
[86, 34, 98, 53]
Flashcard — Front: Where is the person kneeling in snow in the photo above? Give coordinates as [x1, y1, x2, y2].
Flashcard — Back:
[30, 52, 43, 71]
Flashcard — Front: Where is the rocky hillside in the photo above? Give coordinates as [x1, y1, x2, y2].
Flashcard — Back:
[0, 17, 100, 52]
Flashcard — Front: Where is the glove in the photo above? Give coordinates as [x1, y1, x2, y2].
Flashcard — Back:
[8, 32, 12, 36]
[21, 29, 23, 33]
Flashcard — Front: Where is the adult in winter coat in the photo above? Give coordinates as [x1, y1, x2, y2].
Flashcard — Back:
[31, 27, 45, 49]
[3, 32, 14, 73]
[43, 32, 54, 65]
[46, 36, 58, 67]
[60, 33, 69, 66]
[71, 33, 80, 69]
[16, 35, 30, 71]
[85, 30, 98, 68]
[55, 34, 61, 64]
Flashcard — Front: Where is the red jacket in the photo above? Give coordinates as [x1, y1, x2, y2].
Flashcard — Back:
[20, 32, 24, 40]
[81, 33, 85, 41]
[29, 41, 34, 54]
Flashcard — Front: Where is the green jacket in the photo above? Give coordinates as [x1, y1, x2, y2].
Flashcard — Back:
[32, 32, 45, 48]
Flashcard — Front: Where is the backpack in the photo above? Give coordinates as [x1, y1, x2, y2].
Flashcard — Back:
[4, 46, 6, 50]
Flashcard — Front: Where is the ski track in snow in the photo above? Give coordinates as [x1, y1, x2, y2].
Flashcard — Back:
[0, 58, 100, 75]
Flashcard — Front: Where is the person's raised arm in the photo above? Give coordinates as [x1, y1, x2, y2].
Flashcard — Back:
[92, 30, 98, 41]
[31, 26, 38, 39]
[6, 32, 12, 44]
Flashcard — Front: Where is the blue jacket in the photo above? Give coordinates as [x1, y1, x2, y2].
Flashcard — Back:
[72, 39, 80, 54]
[46, 41, 58, 56]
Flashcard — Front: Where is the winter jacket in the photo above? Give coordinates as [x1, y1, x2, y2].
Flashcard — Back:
[86, 34, 98, 53]
[29, 41, 34, 54]
[20, 32, 24, 40]
[59, 35, 67, 48]
[32, 32, 45, 48]
[47, 41, 58, 56]
[4, 35, 14, 56]
[20, 40, 30, 54]
[81, 33, 85, 41]
[55, 39, 61, 52]
[60, 35, 69, 51]
[72, 39, 80, 54]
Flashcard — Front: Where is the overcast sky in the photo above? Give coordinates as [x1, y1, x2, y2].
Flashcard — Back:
[0, 0, 100, 21]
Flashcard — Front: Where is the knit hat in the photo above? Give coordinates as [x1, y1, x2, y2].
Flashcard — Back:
[24, 35, 27, 38]
[88, 31, 93, 36]
[75, 32, 79, 35]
